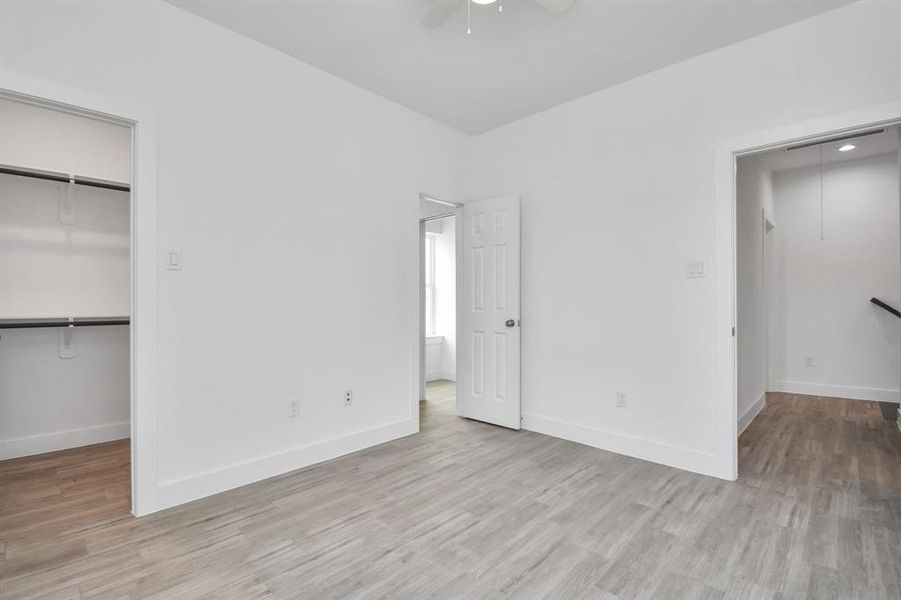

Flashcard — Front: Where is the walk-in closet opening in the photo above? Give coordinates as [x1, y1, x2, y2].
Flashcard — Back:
[735, 124, 901, 476]
[0, 97, 134, 513]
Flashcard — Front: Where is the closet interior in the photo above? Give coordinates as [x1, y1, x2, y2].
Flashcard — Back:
[0, 98, 132, 470]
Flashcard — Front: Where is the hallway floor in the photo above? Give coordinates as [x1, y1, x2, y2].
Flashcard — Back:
[1, 390, 899, 599]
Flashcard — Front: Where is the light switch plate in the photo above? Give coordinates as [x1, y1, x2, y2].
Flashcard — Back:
[166, 249, 182, 271]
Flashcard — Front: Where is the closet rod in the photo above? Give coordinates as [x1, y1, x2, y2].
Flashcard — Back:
[0, 164, 130, 192]
[0, 317, 130, 330]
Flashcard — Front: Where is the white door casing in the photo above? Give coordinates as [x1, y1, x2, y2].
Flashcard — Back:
[460, 194, 521, 429]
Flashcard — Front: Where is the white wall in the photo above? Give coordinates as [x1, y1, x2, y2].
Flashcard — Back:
[0, 0, 466, 510]
[2, 0, 898, 504]
[0, 97, 131, 182]
[736, 155, 774, 432]
[769, 152, 900, 402]
[435, 216, 456, 380]
[466, 0, 901, 477]
[0, 175, 130, 319]
[0, 327, 130, 458]
[425, 336, 443, 381]
[0, 101, 131, 459]
[425, 215, 456, 382]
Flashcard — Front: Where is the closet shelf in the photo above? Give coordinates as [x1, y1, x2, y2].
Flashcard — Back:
[0, 317, 130, 330]
[0, 164, 130, 192]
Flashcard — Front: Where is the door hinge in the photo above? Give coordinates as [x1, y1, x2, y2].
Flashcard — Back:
[732, 327, 736, 337]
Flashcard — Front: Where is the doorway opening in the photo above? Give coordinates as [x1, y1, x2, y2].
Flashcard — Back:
[0, 96, 135, 518]
[419, 207, 458, 424]
[735, 123, 901, 478]
[418, 193, 522, 432]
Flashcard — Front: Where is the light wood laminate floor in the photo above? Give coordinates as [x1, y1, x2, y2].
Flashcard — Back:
[1, 386, 900, 599]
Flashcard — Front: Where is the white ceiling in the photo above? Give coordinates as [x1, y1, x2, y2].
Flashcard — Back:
[747, 126, 899, 173]
[168, 0, 851, 135]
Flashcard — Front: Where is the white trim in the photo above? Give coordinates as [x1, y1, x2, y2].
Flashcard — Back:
[0, 421, 130, 461]
[0, 68, 161, 516]
[716, 101, 901, 483]
[522, 413, 722, 478]
[419, 192, 462, 208]
[418, 219, 426, 404]
[425, 335, 444, 345]
[426, 370, 456, 382]
[772, 382, 900, 404]
[738, 393, 766, 436]
[156, 417, 417, 512]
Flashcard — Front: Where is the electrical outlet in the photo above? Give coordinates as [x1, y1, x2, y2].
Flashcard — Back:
[344, 390, 353, 406]
[288, 399, 299, 418]
[685, 260, 708, 278]
[616, 392, 628, 408]
[805, 355, 815, 367]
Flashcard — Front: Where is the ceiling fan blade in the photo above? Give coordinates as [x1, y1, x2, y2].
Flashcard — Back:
[421, 0, 463, 28]
[533, 0, 575, 13]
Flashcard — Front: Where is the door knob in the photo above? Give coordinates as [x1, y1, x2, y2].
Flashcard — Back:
[505, 319, 516, 328]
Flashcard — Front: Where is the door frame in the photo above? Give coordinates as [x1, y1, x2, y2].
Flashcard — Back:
[716, 101, 901, 481]
[417, 196, 464, 419]
[1, 69, 160, 516]
[761, 207, 774, 393]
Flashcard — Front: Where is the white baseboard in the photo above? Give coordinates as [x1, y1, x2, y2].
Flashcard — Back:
[521, 413, 726, 479]
[738, 393, 766, 436]
[0, 421, 130, 460]
[772, 381, 900, 403]
[426, 370, 456, 382]
[155, 417, 418, 512]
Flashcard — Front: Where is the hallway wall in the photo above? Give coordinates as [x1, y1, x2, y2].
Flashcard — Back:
[736, 154, 774, 432]
[769, 152, 901, 402]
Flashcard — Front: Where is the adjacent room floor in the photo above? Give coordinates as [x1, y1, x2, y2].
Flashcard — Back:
[1, 389, 899, 599]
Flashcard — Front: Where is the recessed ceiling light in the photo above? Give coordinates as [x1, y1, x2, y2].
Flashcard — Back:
[838, 144, 856, 152]
[472, 0, 497, 4]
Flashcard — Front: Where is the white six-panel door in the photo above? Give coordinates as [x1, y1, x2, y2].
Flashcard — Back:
[460, 195, 521, 429]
